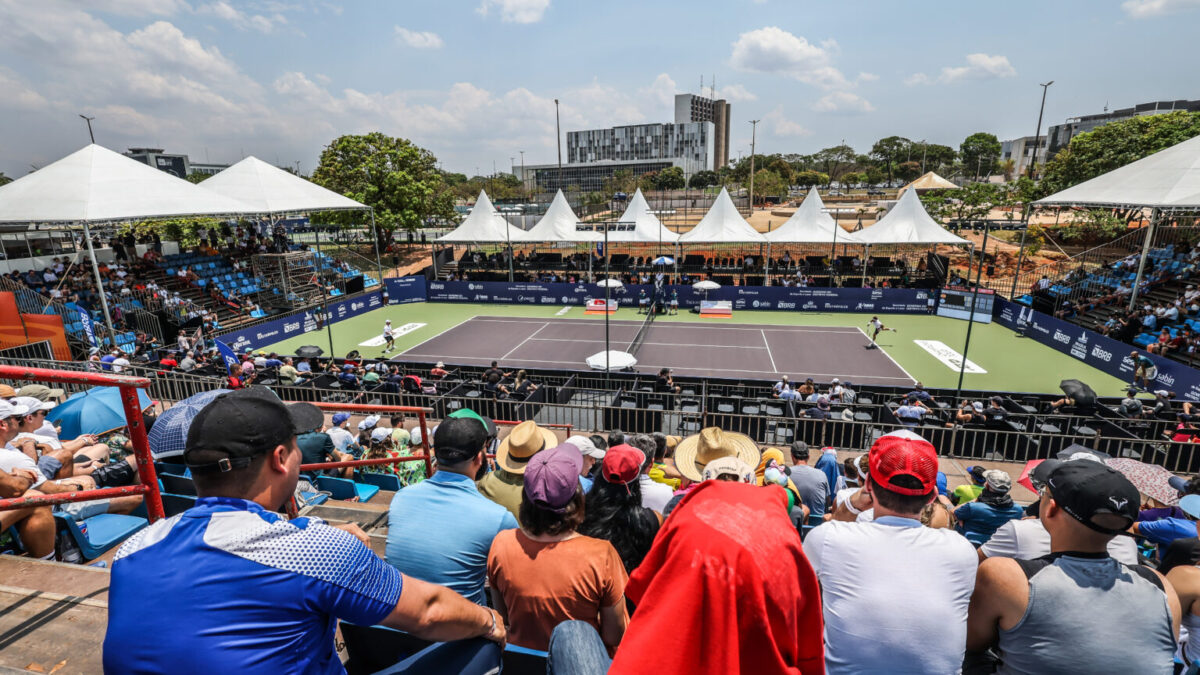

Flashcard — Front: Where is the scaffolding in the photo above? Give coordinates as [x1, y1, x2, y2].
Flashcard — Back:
[251, 251, 323, 306]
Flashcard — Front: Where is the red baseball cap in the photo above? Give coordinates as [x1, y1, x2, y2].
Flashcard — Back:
[602, 444, 645, 487]
[868, 429, 938, 496]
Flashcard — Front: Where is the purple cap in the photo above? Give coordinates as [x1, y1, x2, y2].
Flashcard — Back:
[523, 444, 583, 513]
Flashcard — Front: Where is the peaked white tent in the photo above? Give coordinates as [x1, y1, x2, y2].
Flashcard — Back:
[856, 187, 969, 245]
[0, 144, 253, 223]
[609, 189, 679, 243]
[765, 189, 862, 243]
[1035, 133, 1200, 209]
[678, 188, 765, 243]
[899, 172, 958, 195]
[436, 190, 523, 243]
[200, 156, 366, 214]
[517, 190, 600, 242]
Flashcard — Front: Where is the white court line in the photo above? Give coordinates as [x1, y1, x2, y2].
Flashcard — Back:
[761, 329, 778, 373]
[855, 326, 917, 384]
[463, 317, 860, 334]
[500, 322, 550, 360]
[396, 320, 471, 356]
[397, 352, 914, 380]
[525, 337, 767, 350]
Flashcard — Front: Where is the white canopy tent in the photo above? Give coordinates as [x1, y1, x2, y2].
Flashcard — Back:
[1035, 133, 1200, 210]
[436, 190, 524, 243]
[609, 189, 679, 243]
[200, 156, 366, 214]
[855, 187, 969, 245]
[899, 171, 958, 195]
[765, 189, 862, 244]
[678, 187, 765, 243]
[517, 190, 600, 242]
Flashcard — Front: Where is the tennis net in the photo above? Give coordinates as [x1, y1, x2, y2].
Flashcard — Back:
[627, 303, 656, 356]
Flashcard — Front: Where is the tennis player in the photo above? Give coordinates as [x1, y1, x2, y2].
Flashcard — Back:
[866, 316, 895, 349]
[382, 319, 395, 353]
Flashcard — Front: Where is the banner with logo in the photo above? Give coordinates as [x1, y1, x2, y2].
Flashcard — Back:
[383, 276, 427, 305]
[75, 305, 98, 350]
[994, 298, 1200, 401]
[215, 339, 240, 375]
[218, 290, 386, 353]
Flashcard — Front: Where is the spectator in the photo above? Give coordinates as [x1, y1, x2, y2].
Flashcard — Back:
[179, 351, 197, 372]
[551, 481, 825, 674]
[967, 459, 1178, 673]
[952, 465, 986, 505]
[906, 382, 934, 405]
[104, 388, 506, 672]
[626, 433, 672, 514]
[325, 412, 356, 455]
[804, 430, 977, 673]
[654, 367, 680, 394]
[982, 396, 1009, 424]
[894, 396, 928, 426]
[111, 350, 130, 374]
[955, 470, 1025, 546]
[386, 413, 517, 605]
[673, 427, 760, 490]
[487, 444, 629, 653]
[788, 441, 830, 518]
[278, 357, 299, 385]
[805, 395, 833, 419]
[645, 432, 682, 489]
[430, 361, 450, 379]
[814, 445, 842, 494]
[294, 404, 352, 480]
[477, 420, 558, 524]
[564, 435, 604, 493]
[772, 375, 792, 399]
[578, 444, 661, 575]
[1132, 492, 1200, 559]
[512, 369, 538, 397]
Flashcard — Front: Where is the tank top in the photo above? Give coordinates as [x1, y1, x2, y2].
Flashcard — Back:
[1184, 609, 1200, 663]
[997, 552, 1175, 674]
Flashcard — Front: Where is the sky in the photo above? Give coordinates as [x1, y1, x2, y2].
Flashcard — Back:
[1, 0, 1198, 179]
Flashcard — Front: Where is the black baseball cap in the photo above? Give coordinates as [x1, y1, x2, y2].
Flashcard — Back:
[1040, 459, 1140, 535]
[184, 388, 310, 472]
[449, 408, 496, 438]
[433, 415, 487, 465]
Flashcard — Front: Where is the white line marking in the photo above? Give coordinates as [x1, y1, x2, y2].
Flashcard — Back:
[554, 306, 571, 316]
[525, 337, 768, 350]
[761, 329, 778, 373]
[396, 321, 463, 354]
[501, 322, 549, 360]
[463, 317, 861, 334]
[855, 326, 917, 384]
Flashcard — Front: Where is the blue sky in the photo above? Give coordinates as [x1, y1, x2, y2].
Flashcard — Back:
[1, 0, 1198, 179]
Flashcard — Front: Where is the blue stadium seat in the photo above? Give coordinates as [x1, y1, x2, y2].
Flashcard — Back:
[316, 476, 379, 503]
[54, 512, 148, 560]
[357, 472, 401, 491]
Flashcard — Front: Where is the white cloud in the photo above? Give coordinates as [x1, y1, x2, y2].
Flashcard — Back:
[856, 72, 879, 83]
[812, 91, 874, 114]
[764, 106, 810, 137]
[196, 1, 288, 33]
[0, 68, 50, 111]
[88, 0, 189, 16]
[729, 26, 848, 89]
[716, 84, 757, 102]
[394, 26, 443, 49]
[1122, 0, 1200, 17]
[907, 53, 1016, 85]
[476, 0, 550, 23]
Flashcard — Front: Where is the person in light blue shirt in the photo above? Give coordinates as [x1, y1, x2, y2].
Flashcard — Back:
[387, 414, 517, 605]
[955, 470, 1025, 546]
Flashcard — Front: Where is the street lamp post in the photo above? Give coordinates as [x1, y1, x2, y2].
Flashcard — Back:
[1028, 81, 1054, 179]
[748, 120, 760, 212]
[79, 114, 95, 143]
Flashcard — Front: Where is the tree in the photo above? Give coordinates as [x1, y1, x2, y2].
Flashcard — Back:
[185, 172, 211, 184]
[0, 172, 10, 187]
[998, 158, 1016, 182]
[311, 132, 455, 231]
[960, 132, 1002, 181]
[870, 136, 911, 184]
[794, 170, 829, 188]
[896, 161, 922, 183]
[920, 182, 1000, 223]
[919, 144, 957, 174]
[863, 166, 885, 186]
[767, 157, 795, 185]
[751, 169, 786, 200]
[688, 170, 718, 188]
[603, 169, 637, 196]
[841, 171, 866, 187]
[653, 166, 685, 190]
[812, 144, 858, 185]
[1039, 110, 1200, 197]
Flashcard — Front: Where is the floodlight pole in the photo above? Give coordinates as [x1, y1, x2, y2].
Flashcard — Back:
[1129, 208, 1160, 310]
[79, 115, 95, 144]
[555, 99, 563, 190]
[604, 222, 611, 388]
[748, 120, 760, 211]
[314, 228, 335, 354]
[82, 221, 116, 338]
[956, 226, 989, 399]
[1028, 81, 1054, 179]
[369, 209, 384, 283]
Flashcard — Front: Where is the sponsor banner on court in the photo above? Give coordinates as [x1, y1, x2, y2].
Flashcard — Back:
[914, 339, 986, 373]
[360, 322, 426, 347]
[384, 276, 426, 305]
[220, 290, 386, 353]
[994, 298, 1200, 401]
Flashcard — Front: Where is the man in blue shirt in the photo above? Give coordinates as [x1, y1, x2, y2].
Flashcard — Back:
[104, 388, 506, 674]
[387, 410, 516, 605]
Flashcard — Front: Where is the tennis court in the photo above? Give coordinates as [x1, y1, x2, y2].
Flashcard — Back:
[396, 315, 916, 385]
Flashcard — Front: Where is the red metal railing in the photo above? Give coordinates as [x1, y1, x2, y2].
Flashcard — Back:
[298, 402, 434, 477]
[0, 365, 165, 521]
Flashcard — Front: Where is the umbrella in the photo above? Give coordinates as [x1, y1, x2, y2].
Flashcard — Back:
[586, 350, 637, 371]
[296, 345, 324, 358]
[1059, 379, 1097, 407]
[47, 386, 154, 438]
[652, 256, 674, 265]
[1057, 443, 1110, 462]
[1017, 459, 1045, 495]
[596, 279, 624, 289]
[692, 280, 721, 291]
[148, 389, 230, 458]
[1106, 457, 1180, 505]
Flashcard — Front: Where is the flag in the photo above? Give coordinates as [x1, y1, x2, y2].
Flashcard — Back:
[75, 305, 98, 350]
[215, 340, 240, 375]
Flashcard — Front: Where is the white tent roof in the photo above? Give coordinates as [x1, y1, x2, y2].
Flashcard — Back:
[1036, 134, 1200, 209]
[678, 187, 765, 243]
[0, 144, 254, 223]
[517, 190, 600, 242]
[856, 187, 969, 245]
[764, 189, 862, 243]
[200, 156, 365, 214]
[436, 190, 524, 243]
[608, 189, 679, 243]
[899, 171, 958, 194]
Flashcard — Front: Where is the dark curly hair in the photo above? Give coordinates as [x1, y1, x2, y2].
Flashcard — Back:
[579, 474, 660, 574]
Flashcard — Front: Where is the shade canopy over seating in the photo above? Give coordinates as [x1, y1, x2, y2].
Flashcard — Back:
[608, 189, 679, 243]
[899, 172, 958, 194]
[764, 189, 862, 244]
[0, 144, 254, 223]
[678, 188, 765, 243]
[436, 190, 524, 243]
[1035, 134, 1200, 210]
[200, 156, 366, 215]
[517, 190, 600, 242]
[856, 187, 970, 245]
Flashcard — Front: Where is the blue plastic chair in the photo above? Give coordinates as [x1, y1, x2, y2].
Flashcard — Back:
[357, 472, 402, 491]
[316, 476, 379, 503]
[54, 512, 148, 560]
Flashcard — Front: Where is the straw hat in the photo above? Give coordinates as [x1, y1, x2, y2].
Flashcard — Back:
[674, 427, 761, 482]
[496, 420, 559, 474]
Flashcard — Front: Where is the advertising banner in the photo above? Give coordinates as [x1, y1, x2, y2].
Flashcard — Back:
[994, 298, 1200, 401]
[220, 290, 386, 353]
[384, 276, 427, 305]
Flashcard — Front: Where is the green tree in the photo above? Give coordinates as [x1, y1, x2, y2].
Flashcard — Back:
[960, 132, 1002, 181]
[918, 143, 957, 174]
[812, 144, 858, 186]
[653, 166, 686, 190]
[863, 166, 885, 186]
[0, 172, 10, 187]
[688, 170, 718, 188]
[603, 169, 637, 196]
[1038, 110, 1200, 197]
[185, 172, 211, 184]
[896, 161, 922, 182]
[841, 171, 866, 187]
[794, 170, 829, 188]
[312, 133, 454, 231]
[921, 182, 1000, 223]
[751, 169, 786, 200]
[767, 157, 795, 185]
[870, 136, 911, 184]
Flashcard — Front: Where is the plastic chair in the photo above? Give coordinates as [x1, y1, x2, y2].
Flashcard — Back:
[160, 472, 197, 496]
[54, 512, 148, 561]
[357, 472, 401, 491]
[316, 475, 379, 503]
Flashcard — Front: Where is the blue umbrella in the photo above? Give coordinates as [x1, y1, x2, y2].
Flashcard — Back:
[48, 386, 154, 439]
[652, 256, 674, 265]
[148, 389, 231, 458]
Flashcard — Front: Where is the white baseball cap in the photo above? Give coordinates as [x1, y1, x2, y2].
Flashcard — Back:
[357, 415, 380, 431]
[13, 396, 54, 413]
[564, 435, 605, 460]
[409, 427, 423, 447]
[370, 427, 392, 443]
[0, 399, 30, 420]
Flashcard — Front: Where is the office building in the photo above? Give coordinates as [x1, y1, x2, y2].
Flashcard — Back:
[1000, 135, 1047, 177]
[675, 93, 731, 169]
[123, 148, 229, 179]
[1046, 99, 1200, 157]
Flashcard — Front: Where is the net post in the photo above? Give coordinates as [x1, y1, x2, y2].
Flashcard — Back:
[120, 384, 164, 522]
